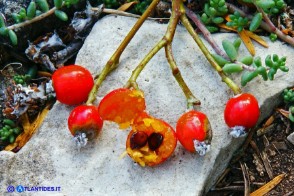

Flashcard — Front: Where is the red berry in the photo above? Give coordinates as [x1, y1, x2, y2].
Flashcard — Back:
[224, 93, 260, 129]
[52, 65, 94, 105]
[176, 110, 212, 154]
[98, 88, 146, 129]
[68, 105, 103, 148]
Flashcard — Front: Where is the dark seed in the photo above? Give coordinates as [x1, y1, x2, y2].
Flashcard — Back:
[130, 131, 148, 149]
[148, 132, 163, 151]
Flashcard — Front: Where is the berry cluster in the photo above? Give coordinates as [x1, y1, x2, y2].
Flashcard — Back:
[52, 64, 260, 167]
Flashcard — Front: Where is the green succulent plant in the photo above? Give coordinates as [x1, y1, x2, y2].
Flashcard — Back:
[133, 0, 152, 15]
[0, 119, 22, 144]
[212, 38, 289, 86]
[200, 0, 228, 33]
[103, 0, 120, 9]
[283, 88, 294, 103]
[269, 33, 278, 41]
[256, 0, 286, 15]
[226, 11, 249, 32]
[0, 0, 80, 46]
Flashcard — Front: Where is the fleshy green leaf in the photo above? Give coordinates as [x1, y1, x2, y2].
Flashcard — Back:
[212, 54, 230, 67]
[222, 40, 238, 61]
[54, 10, 68, 21]
[8, 30, 17, 46]
[240, 56, 253, 65]
[222, 63, 243, 74]
[249, 13, 262, 32]
[241, 71, 258, 86]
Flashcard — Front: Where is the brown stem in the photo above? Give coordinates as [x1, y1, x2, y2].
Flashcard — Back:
[180, 14, 242, 95]
[124, 39, 167, 89]
[86, 0, 160, 105]
[226, 2, 294, 46]
[91, 8, 169, 21]
[8, 7, 59, 31]
[184, 6, 228, 59]
[165, 44, 201, 108]
[125, 0, 201, 108]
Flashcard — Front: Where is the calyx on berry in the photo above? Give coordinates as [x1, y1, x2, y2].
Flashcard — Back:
[176, 110, 212, 156]
[68, 105, 103, 149]
[224, 93, 260, 138]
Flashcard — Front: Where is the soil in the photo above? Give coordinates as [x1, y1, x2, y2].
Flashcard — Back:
[207, 108, 294, 195]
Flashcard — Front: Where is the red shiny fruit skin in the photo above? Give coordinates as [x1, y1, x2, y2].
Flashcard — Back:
[68, 105, 103, 139]
[52, 65, 94, 105]
[224, 93, 260, 129]
[176, 110, 211, 152]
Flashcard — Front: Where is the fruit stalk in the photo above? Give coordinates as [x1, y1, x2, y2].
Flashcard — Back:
[180, 14, 242, 95]
[86, 0, 161, 104]
[185, 6, 228, 59]
[124, 39, 166, 89]
[124, 0, 200, 108]
[165, 44, 201, 108]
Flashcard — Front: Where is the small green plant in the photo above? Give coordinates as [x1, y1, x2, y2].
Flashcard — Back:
[133, 0, 152, 15]
[200, 0, 228, 32]
[226, 11, 249, 32]
[269, 33, 278, 41]
[13, 74, 32, 85]
[0, 0, 80, 46]
[0, 119, 22, 143]
[239, 0, 286, 15]
[102, 0, 120, 9]
[282, 88, 294, 122]
[13, 65, 38, 85]
[256, 0, 286, 15]
[212, 38, 289, 86]
[226, 11, 263, 33]
[283, 88, 294, 103]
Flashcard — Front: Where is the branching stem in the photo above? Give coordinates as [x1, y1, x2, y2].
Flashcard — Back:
[185, 6, 228, 59]
[180, 14, 242, 95]
[7, 6, 59, 31]
[86, 0, 161, 104]
[92, 7, 169, 20]
[165, 44, 201, 108]
[125, 0, 201, 108]
[226, 2, 294, 46]
[184, 7, 269, 73]
[124, 39, 167, 89]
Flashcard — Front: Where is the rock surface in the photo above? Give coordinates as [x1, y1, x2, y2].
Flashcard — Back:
[287, 132, 294, 145]
[1, 15, 294, 195]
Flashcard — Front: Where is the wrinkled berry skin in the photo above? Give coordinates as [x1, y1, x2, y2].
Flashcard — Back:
[224, 93, 260, 129]
[176, 110, 212, 153]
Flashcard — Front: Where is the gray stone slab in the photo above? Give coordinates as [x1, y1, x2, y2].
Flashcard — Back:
[287, 132, 294, 145]
[1, 15, 294, 195]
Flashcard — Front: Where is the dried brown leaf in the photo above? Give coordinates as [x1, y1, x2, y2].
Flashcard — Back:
[250, 173, 286, 196]
[238, 30, 255, 56]
[5, 106, 50, 151]
[245, 31, 269, 48]
[118, 1, 138, 11]
[263, 115, 275, 127]
[276, 108, 289, 118]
